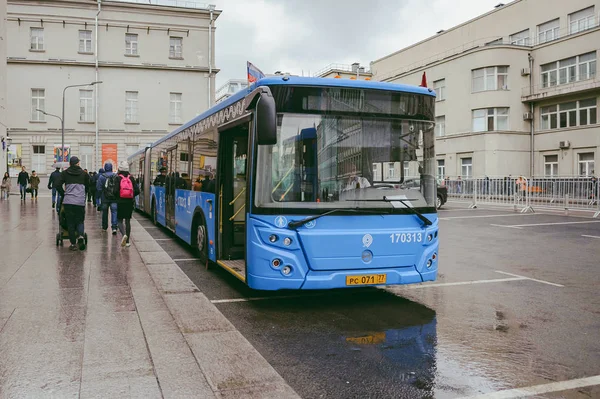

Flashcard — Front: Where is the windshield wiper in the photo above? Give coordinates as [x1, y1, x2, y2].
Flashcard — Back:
[287, 208, 383, 229]
[347, 197, 433, 227]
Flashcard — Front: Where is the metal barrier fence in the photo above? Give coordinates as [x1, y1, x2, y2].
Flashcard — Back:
[442, 176, 599, 218]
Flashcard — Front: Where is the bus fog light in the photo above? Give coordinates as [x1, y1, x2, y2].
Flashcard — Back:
[283, 237, 292, 246]
[272, 259, 281, 268]
[426, 259, 433, 268]
[427, 234, 433, 242]
[282, 265, 292, 275]
[269, 234, 278, 243]
[432, 253, 437, 260]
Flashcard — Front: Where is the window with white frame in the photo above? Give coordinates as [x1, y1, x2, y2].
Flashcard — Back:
[569, 6, 595, 35]
[544, 154, 559, 176]
[169, 93, 182, 124]
[125, 91, 138, 123]
[79, 90, 94, 122]
[437, 159, 445, 178]
[372, 163, 381, 181]
[31, 89, 45, 121]
[472, 66, 508, 92]
[30, 27, 44, 50]
[578, 152, 595, 176]
[32, 145, 46, 174]
[125, 33, 138, 55]
[169, 37, 183, 58]
[538, 19, 560, 44]
[510, 29, 530, 45]
[541, 52, 596, 88]
[79, 30, 92, 53]
[461, 157, 472, 178]
[80, 145, 93, 171]
[472, 107, 509, 132]
[388, 162, 395, 178]
[403, 161, 410, 177]
[541, 98, 597, 129]
[433, 79, 445, 101]
[435, 116, 445, 137]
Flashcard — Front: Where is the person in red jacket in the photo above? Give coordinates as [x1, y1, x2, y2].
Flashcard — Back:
[114, 161, 139, 247]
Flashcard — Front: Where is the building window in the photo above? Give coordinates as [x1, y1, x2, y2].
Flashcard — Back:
[32, 145, 46, 173]
[125, 91, 138, 123]
[472, 107, 509, 132]
[461, 157, 472, 178]
[403, 161, 410, 177]
[125, 33, 138, 55]
[169, 93, 182, 124]
[541, 98, 596, 129]
[80, 145, 93, 171]
[31, 89, 45, 121]
[169, 37, 183, 58]
[569, 6, 595, 35]
[433, 79, 445, 101]
[510, 29, 530, 45]
[541, 52, 596, 88]
[578, 152, 595, 176]
[79, 90, 94, 122]
[372, 163, 380, 181]
[126, 144, 139, 157]
[538, 19, 560, 44]
[435, 116, 445, 137]
[472, 66, 508, 92]
[79, 30, 92, 53]
[437, 159, 445, 178]
[388, 162, 395, 178]
[30, 27, 44, 51]
[544, 155, 559, 176]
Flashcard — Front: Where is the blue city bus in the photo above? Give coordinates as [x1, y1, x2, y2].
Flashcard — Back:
[129, 76, 439, 290]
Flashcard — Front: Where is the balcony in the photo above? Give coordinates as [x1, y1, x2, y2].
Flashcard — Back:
[521, 77, 600, 102]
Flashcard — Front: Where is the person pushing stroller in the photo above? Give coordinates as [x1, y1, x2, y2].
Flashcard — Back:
[56, 156, 90, 251]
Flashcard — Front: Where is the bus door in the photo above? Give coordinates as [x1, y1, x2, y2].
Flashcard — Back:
[219, 125, 248, 260]
[138, 156, 145, 212]
[165, 146, 177, 230]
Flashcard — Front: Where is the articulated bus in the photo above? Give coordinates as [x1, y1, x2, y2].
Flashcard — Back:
[129, 76, 438, 290]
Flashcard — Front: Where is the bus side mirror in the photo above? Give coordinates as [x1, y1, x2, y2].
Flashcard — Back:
[256, 92, 277, 145]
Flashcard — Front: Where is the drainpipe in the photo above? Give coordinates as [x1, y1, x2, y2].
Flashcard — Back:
[95, 0, 101, 170]
[207, 5, 215, 109]
[528, 53, 534, 177]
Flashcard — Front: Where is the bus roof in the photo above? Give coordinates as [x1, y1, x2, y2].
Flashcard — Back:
[135, 76, 435, 153]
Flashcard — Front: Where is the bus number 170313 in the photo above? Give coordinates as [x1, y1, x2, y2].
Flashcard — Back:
[390, 233, 423, 243]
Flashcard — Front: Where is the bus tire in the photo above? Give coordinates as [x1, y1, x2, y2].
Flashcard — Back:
[192, 214, 208, 266]
[436, 194, 444, 209]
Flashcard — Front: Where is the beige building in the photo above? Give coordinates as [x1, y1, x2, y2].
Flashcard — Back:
[371, 0, 599, 178]
[6, 0, 219, 176]
[316, 62, 373, 80]
[215, 78, 248, 104]
[1, 0, 6, 176]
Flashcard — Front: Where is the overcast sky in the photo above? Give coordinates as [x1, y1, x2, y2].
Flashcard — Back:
[213, 0, 504, 87]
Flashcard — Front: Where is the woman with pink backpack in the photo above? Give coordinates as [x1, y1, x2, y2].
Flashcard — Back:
[115, 161, 140, 247]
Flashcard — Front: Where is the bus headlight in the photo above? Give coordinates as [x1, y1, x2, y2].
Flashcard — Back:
[269, 234, 278, 243]
[427, 234, 433, 242]
[282, 265, 292, 275]
[271, 259, 281, 268]
[426, 259, 432, 268]
[283, 237, 292, 246]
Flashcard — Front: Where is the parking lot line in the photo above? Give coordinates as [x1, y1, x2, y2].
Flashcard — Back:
[582, 234, 600, 239]
[439, 214, 536, 220]
[490, 224, 524, 229]
[400, 277, 527, 289]
[494, 220, 600, 228]
[495, 270, 564, 287]
[460, 375, 600, 398]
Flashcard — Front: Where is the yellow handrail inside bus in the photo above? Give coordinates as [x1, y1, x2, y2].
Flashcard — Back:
[272, 163, 295, 194]
[229, 187, 246, 206]
[229, 203, 246, 221]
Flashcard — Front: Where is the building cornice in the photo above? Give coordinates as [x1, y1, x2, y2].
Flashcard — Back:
[437, 130, 530, 141]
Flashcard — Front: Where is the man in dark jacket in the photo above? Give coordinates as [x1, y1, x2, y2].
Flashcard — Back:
[48, 167, 62, 208]
[56, 156, 90, 251]
[97, 162, 118, 234]
[95, 168, 104, 211]
[17, 166, 29, 200]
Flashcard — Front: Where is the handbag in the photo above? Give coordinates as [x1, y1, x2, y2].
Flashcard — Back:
[26, 187, 32, 194]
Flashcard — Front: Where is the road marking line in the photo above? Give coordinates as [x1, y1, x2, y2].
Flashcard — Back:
[582, 234, 600, 239]
[440, 214, 536, 220]
[495, 270, 564, 287]
[490, 224, 524, 229]
[173, 258, 200, 262]
[394, 277, 527, 289]
[154, 238, 173, 241]
[499, 220, 600, 228]
[460, 375, 600, 398]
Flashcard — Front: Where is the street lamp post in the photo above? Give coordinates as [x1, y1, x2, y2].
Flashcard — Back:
[61, 81, 102, 165]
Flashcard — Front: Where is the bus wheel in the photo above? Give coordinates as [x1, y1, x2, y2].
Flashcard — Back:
[193, 217, 208, 266]
[436, 195, 443, 209]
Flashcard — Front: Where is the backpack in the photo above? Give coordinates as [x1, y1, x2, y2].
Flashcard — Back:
[120, 175, 134, 199]
[104, 174, 118, 200]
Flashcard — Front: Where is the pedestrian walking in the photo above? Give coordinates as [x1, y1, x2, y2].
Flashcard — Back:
[17, 166, 29, 200]
[95, 168, 104, 211]
[1, 172, 11, 200]
[96, 162, 118, 235]
[88, 171, 97, 204]
[56, 156, 90, 251]
[48, 167, 61, 208]
[30, 170, 40, 200]
[114, 161, 139, 247]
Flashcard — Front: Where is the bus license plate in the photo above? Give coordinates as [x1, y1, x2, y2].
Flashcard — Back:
[346, 274, 387, 286]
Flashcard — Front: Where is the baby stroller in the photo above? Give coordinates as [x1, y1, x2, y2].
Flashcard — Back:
[55, 195, 88, 247]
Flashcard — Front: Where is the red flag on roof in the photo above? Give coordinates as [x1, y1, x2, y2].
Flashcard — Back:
[419, 71, 427, 87]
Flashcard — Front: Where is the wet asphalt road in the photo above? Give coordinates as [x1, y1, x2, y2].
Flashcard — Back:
[134, 204, 600, 399]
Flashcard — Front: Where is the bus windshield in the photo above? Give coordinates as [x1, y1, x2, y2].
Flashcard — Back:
[255, 113, 436, 213]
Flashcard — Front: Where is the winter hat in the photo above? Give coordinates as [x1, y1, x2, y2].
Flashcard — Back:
[118, 161, 129, 172]
[70, 156, 80, 166]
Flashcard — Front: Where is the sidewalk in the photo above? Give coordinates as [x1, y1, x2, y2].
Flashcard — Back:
[0, 198, 299, 398]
